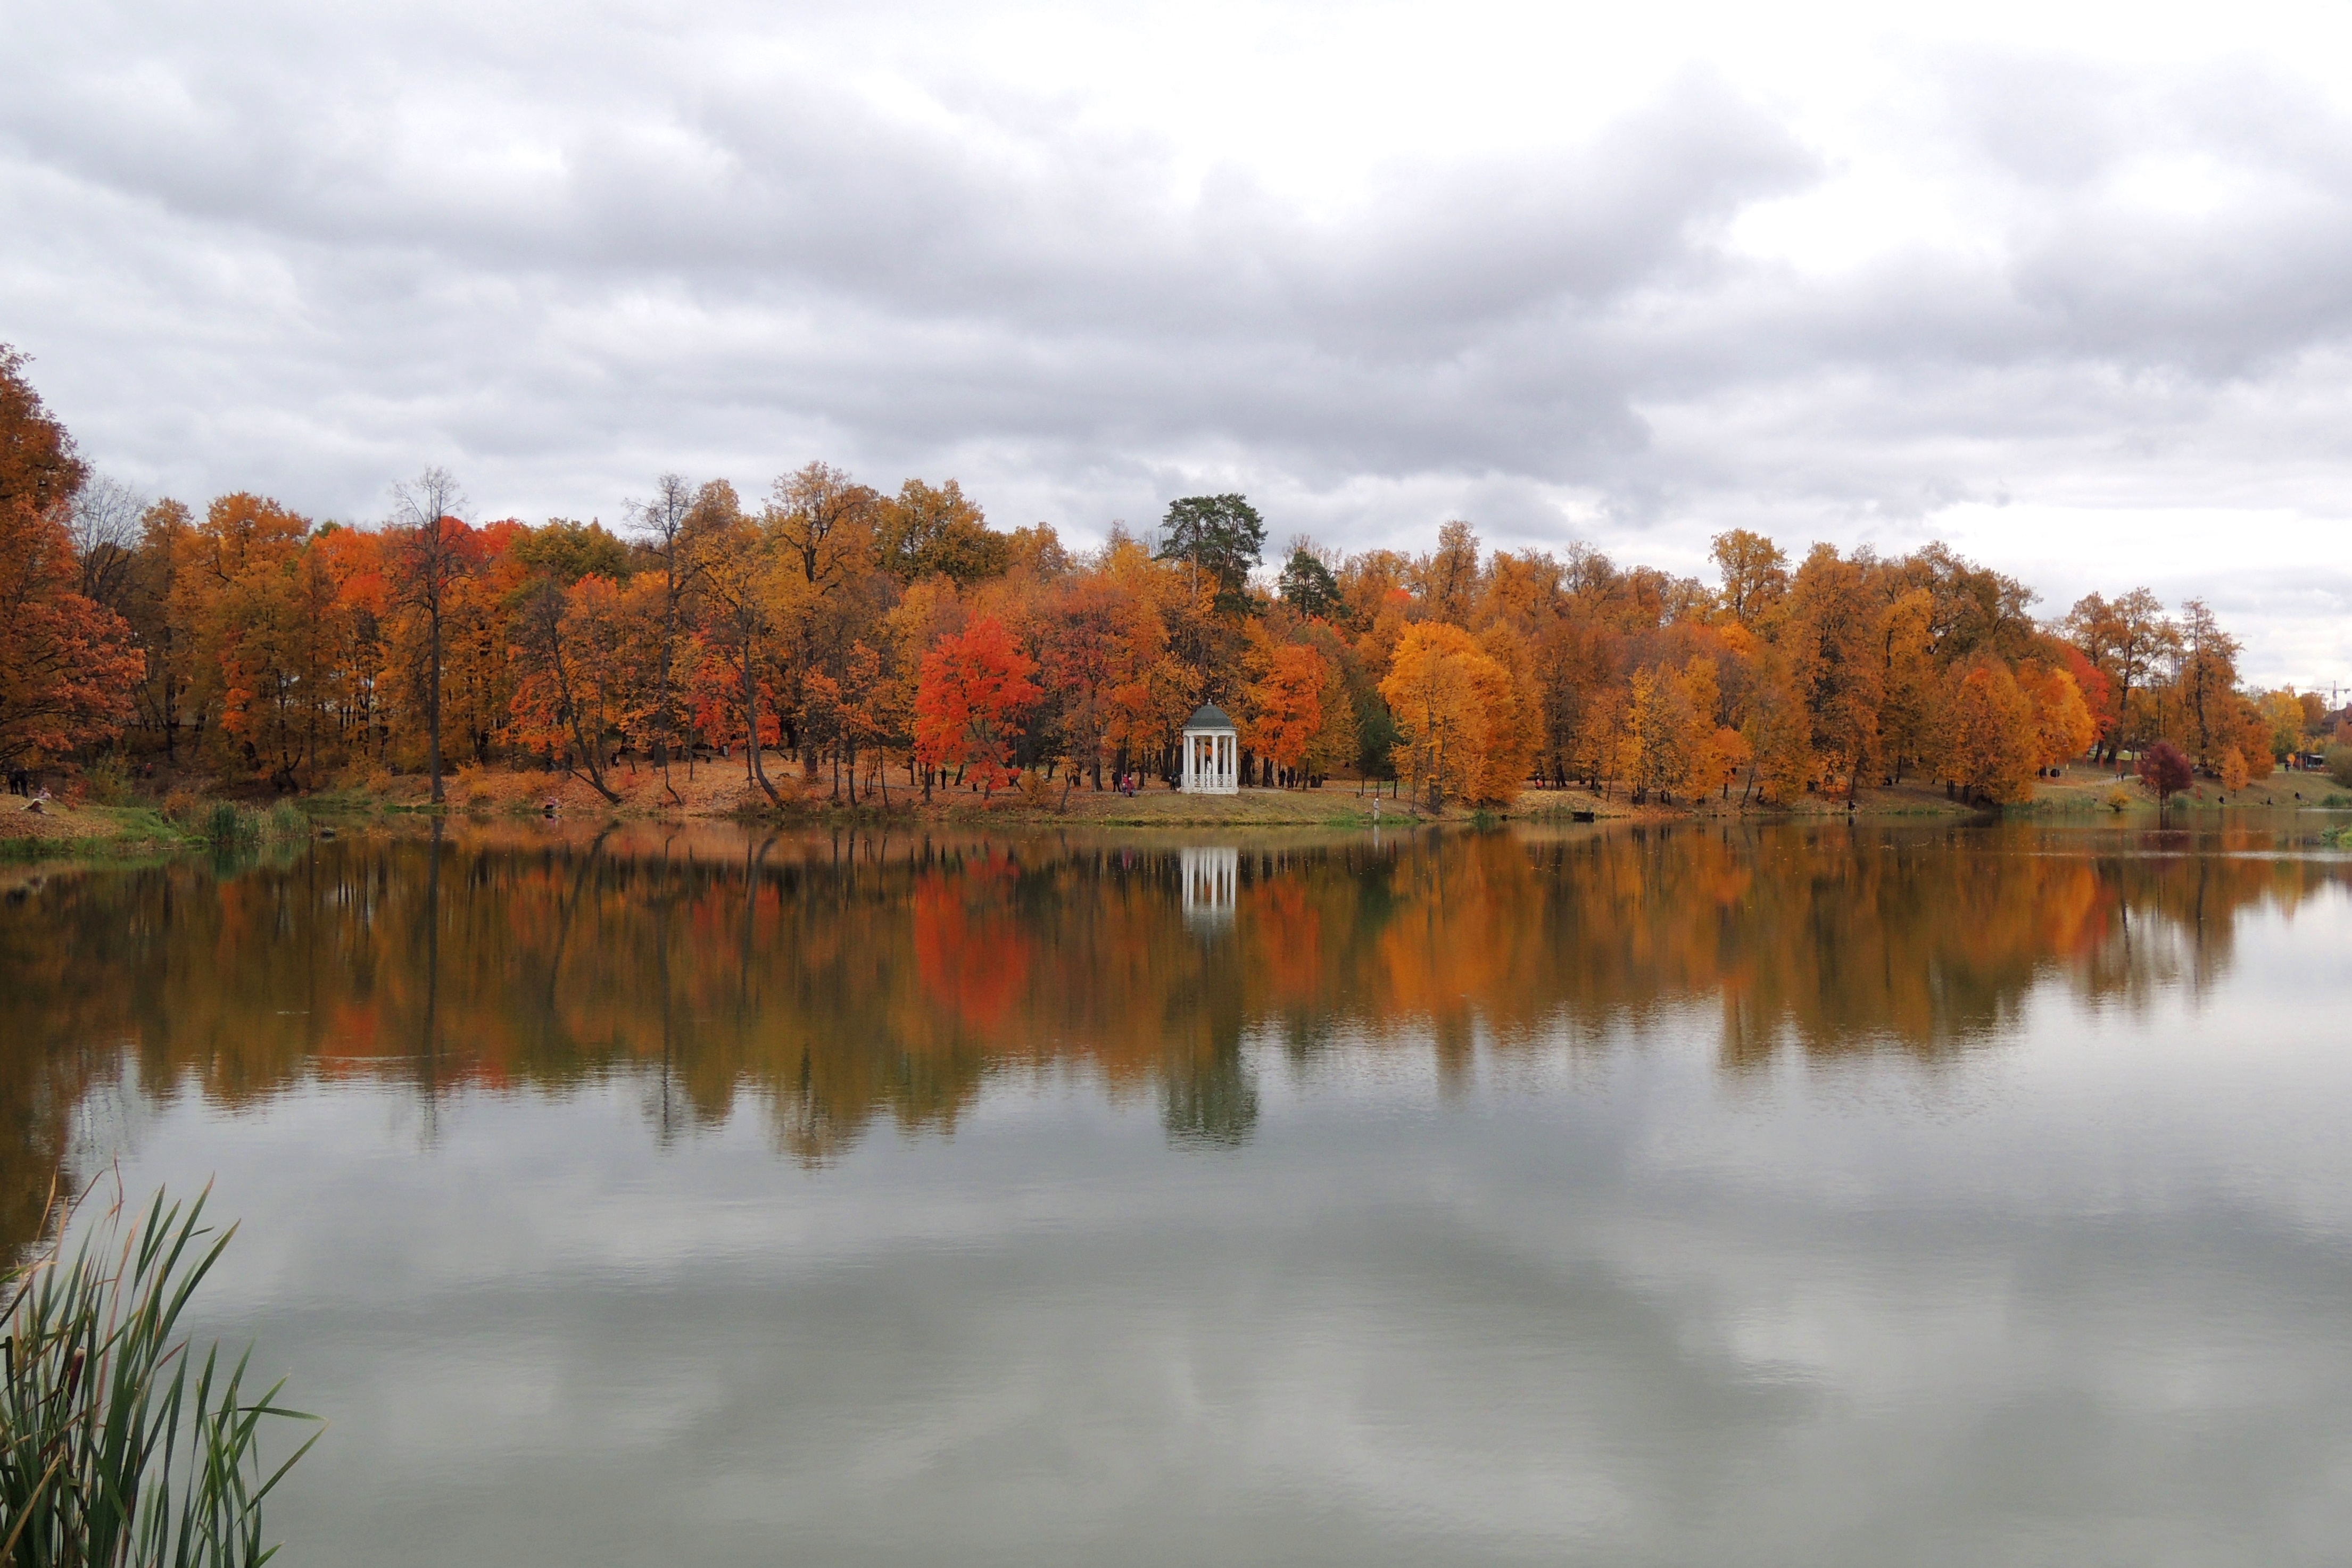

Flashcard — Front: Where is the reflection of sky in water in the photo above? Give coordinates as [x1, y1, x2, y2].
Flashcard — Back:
[55, 861, 2350, 1568]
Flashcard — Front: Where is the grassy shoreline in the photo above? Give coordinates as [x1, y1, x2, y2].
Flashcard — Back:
[0, 798, 313, 867]
[9, 764, 2348, 867]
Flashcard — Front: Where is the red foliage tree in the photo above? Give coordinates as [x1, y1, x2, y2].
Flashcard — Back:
[913, 616, 1039, 795]
[2138, 739, 2193, 820]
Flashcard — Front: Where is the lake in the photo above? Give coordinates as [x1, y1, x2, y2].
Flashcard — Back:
[5, 818, 2351, 1566]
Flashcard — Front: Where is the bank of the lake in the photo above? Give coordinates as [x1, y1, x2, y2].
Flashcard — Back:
[14, 755, 2346, 866]
[0, 800, 197, 861]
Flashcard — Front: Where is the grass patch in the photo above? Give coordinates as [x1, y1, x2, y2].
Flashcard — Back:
[2, 1182, 321, 1564]
[184, 800, 311, 849]
[0, 806, 198, 864]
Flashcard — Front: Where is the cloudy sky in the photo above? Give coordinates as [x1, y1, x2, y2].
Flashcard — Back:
[4, 0, 2348, 684]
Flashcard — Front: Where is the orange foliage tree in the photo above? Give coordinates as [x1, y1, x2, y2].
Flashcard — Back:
[0, 346, 140, 764]
[1942, 659, 2038, 804]
[1242, 644, 1328, 785]
[2018, 661, 2097, 773]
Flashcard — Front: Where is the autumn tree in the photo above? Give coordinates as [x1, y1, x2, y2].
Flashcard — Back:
[1942, 659, 2038, 804]
[1876, 588, 1939, 781]
[877, 479, 1007, 587]
[1307, 652, 1362, 783]
[2017, 661, 2097, 773]
[1744, 647, 1813, 804]
[1471, 623, 1541, 803]
[0, 346, 87, 515]
[122, 499, 195, 755]
[914, 617, 1040, 795]
[309, 523, 390, 764]
[1897, 543, 2038, 667]
[175, 491, 310, 761]
[2256, 691, 2308, 764]
[508, 573, 640, 802]
[764, 462, 890, 774]
[212, 532, 340, 786]
[388, 467, 473, 802]
[833, 641, 906, 803]
[1784, 544, 1884, 802]
[1039, 575, 1140, 789]
[769, 463, 878, 592]
[1379, 622, 1522, 809]
[0, 346, 142, 764]
[624, 474, 726, 797]
[0, 483, 142, 765]
[695, 507, 788, 800]
[1412, 521, 1483, 626]
[1242, 644, 1328, 784]
[2138, 739, 2193, 819]
[2174, 598, 2242, 767]
[2065, 588, 2167, 762]
[1622, 665, 1696, 800]
[440, 523, 527, 769]
[510, 518, 631, 584]
[1711, 529, 1790, 628]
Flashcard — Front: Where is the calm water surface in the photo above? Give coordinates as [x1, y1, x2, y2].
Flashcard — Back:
[5, 819, 2352, 1566]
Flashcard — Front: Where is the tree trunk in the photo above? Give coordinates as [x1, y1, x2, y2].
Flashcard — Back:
[745, 640, 780, 804]
[427, 603, 444, 803]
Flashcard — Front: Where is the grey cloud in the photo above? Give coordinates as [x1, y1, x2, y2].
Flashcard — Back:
[3, 4, 2350, 679]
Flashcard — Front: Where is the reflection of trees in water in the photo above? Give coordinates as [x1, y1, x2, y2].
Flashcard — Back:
[1162, 1040, 1258, 1148]
[0, 822, 2343, 1230]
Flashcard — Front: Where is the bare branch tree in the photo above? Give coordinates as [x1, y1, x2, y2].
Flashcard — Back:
[69, 472, 145, 612]
[390, 466, 469, 804]
[625, 472, 722, 803]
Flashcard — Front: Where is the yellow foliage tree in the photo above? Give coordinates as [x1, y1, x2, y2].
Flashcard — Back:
[1621, 665, 1695, 800]
[1942, 659, 2039, 804]
[2018, 661, 2097, 771]
[1380, 623, 1521, 809]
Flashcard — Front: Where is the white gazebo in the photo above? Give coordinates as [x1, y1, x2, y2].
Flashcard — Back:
[1181, 703, 1240, 794]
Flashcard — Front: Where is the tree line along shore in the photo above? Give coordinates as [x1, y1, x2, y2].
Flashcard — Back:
[5, 343, 2349, 853]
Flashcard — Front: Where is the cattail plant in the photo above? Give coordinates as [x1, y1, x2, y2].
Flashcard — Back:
[0, 1183, 320, 1566]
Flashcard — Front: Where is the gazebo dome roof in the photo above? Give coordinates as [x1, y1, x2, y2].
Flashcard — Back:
[1183, 703, 1237, 732]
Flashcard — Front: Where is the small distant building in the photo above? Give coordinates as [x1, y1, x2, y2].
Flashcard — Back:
[1181, 703, 1239, 794]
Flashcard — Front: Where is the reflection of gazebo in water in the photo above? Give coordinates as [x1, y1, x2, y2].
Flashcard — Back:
[1180, 847, 1238, 932]
[1181, 704, 1239, 794]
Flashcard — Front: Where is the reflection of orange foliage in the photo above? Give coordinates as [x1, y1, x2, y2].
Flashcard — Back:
[1248, 878, 1323, 1002]
[913, 861, 1032, 1033]
[3, 821, 2345, 1197]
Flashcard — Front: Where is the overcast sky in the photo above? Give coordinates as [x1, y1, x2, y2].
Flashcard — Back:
[4, 0, 2348, 685]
